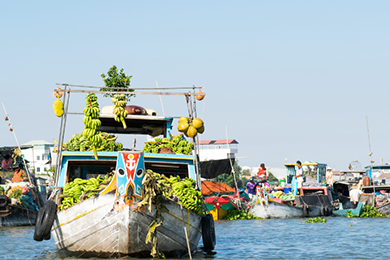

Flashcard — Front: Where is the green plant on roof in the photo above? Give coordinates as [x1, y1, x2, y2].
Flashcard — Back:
[100, 65, 134, 101]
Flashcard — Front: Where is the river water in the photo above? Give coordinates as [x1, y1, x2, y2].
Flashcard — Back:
[1, 217, 389, 260]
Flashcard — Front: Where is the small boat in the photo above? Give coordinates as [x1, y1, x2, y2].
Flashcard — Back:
[202, 180, 247, 220]
[250, 201, 304, 219]
[0, 146, 44, 227]
[332, 202, 363, 217]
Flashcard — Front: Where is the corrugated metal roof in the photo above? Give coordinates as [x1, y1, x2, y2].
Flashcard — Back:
[195, 139, 238, 145]
[378, 173, 390, 179]
[23, 140, 54, 146]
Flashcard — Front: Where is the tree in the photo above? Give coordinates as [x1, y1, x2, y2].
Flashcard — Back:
[100, 65, 134, 101]
[212, 162, 246, 189]
[242, 169, 251, 176]
[267, 171, 279, 182]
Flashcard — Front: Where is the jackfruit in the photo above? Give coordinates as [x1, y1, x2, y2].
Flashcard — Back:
[53, 99, 64, 117]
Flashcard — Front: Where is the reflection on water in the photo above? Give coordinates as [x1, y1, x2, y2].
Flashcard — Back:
[1, 217, 390, 259]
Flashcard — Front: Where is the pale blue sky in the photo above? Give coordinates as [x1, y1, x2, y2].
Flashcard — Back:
[0, 1, 389, 170]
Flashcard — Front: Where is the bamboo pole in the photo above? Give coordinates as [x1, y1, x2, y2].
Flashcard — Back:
[54, 88, 204, 96]
[2, 103, 32, 183]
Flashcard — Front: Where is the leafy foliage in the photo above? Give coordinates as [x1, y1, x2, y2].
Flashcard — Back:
[267, 171, 279, 182]
[347, 205, 385, 218]
[222, 209, 262, 220]
[213, 162, 245, 188]
[306, 217, 327, 223]
[100, 65, 134, 101]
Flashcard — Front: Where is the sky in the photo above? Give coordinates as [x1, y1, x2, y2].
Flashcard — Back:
[0, 1, 389, 171]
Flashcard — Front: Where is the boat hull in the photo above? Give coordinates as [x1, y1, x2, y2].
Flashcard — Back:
[52, 192, 202, 257]
[250, 202, 304, 219]
[0, 205, 37, 227]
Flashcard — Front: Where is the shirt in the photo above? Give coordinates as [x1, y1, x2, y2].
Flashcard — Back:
[246, 182, 257, 195]
[258, 168, 267, 177]
[326, 171, 334, 184]
[296, 166, 303, 182]
[349, 189, 363, 202]
[1, 158, 12, 171]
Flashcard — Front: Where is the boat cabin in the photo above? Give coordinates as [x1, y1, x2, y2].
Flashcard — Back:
[284, 162, 327, 183]
[56, 115, 196, 188]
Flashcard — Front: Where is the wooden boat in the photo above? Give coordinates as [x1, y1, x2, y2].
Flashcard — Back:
[34, 85, 215, 258]
[332, 202, 363, 217]
[0, 201, 38, 226]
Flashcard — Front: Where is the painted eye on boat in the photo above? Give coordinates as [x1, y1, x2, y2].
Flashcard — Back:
[118, 168, 125, 177]
[136, 169, 144, 177]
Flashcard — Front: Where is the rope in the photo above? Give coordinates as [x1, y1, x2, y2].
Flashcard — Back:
[20, 203, 32, 226]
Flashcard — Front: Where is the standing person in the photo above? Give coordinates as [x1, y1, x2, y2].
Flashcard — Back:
[1, 154, 12, 172]
[349, 184, 362, 209]
[326, 167, 334, 186]
[296, 160, 304, 196]
[257, 163, 270, 188]
[246, 177, 257, 200]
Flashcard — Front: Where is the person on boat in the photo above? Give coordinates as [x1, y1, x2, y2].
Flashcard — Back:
[326, 167, 334, 187]
[246, 177, 257, 199]
[12, 163, 28, 182]
[295, 160, 304, 195]
[349, 184, 362, 209]
[1, 154, 12, 172]
[257, 163, 270, 188]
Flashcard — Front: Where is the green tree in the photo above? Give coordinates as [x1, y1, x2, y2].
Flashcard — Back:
[267, 171, 279, 182]
[212, 162, 246, 189]
[101, 65, 134, 101]
[242, 169, 251, 176]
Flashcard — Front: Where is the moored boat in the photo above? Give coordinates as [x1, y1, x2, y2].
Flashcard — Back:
[34, 83, 215, 257]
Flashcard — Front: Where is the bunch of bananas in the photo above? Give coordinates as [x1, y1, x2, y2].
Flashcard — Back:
[159, 174, 203, 215]
[82, 93, 102, 159]
[59, 175, 112, 210]
[142, 135, 194, 155]
[64, 133, 123, 152]
[112, 94, 128, 129]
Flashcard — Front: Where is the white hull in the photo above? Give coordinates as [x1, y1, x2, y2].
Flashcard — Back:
[250, 203, 304, 219]
[52, 192, 202, 257]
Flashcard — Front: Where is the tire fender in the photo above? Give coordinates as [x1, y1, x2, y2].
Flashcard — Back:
[33, 200, 57, 242]
[201, 214, 216, 250]
[0, 195, 9, 208]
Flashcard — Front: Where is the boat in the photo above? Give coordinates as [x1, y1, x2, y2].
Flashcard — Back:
[202, 180, 248, 220]
[332, 202, 363, 217]
[0, 146, 44, 227]
[33, 84, 215, 258]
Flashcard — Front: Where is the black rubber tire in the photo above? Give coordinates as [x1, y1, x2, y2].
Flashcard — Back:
[320, 206, 325, 216]
[201, 214, 216, 250]
[303, 205, 309, 217]
[33, 200, 57, 242]
[0, 195, 8, 208]
[33, 205, 46, 241]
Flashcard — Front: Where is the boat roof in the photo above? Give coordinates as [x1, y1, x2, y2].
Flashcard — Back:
[340, 170, 366, 174]
[98, 114, 173, 135]
[364, 165, 390, 170]
[284, 162, 327, 167]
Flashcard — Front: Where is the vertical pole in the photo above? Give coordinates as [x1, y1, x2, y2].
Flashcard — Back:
[366, 116, 375, 193]
[54, 86, 70, 186]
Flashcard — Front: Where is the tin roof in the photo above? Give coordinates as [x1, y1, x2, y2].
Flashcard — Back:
[195, 139, 238, 145]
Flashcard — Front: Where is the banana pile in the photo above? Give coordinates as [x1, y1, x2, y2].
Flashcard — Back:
[156, 172, 203, 215]
[112, 94, 128, 129]
[177, 116, 205, 138]
[64, 133, 123, 152]
[59, 175, 112, 210]
[82, 93, 103, 159]
[142, 135, 194, 155]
